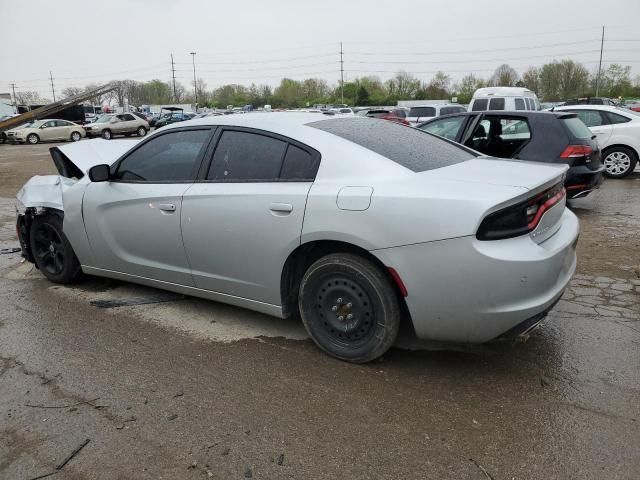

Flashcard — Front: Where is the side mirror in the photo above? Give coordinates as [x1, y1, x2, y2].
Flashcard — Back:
[88, 164, 111, 182]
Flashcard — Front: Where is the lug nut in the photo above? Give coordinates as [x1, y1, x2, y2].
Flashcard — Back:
[337, 298, 343, 303]
[331, 305, 338, 312]
[347, 314, 353, 320]
[346, 302, 352, 308]
[338, 316, 344, 321]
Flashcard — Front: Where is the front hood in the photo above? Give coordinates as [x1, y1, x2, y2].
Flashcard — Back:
[427, 157, 567, 191]
[51, 138, 139, 178]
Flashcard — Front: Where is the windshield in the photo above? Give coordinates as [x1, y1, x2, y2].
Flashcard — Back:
[561, 117, 593, 139]
[409, 107, 436, 118]
[95, 115, 113, 123]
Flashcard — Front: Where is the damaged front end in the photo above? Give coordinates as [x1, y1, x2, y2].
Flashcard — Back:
[15, 139, 138, 264]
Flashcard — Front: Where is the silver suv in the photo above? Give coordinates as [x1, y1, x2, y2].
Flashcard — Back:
[85, 113, 149, 139]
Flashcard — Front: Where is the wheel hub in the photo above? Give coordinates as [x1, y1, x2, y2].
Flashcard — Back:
[315, 276, 374, 341]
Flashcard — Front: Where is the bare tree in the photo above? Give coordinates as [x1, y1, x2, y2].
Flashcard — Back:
[15, 91, 50, 105]
[522, 67, 540, 94]
[490, 64, 519, 87]
[61, 87, 84, 99]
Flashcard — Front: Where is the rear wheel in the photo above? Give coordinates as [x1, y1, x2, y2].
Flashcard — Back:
[102, 129, 112, 140]
[27, 133, 39, 145]
[29, 213, 82, 284]
[603, 146, 637, 178]
[299, 253, 401, 363]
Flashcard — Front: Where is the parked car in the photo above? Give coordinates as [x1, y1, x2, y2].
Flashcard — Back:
[554, 105, 640, 178]
[84, 113, 149, 140]
[365, 108, 409, 125]
[132, 112, 151, 122]
[406, 104, 466, 126]
[418, 110, 605, 199]
[469, 87, 540, 112]
[16, 114, 577, 363]
[6, 119, 86, 144]
[562, 97, 617, 106]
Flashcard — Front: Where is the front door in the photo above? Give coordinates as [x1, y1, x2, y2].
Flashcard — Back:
[181, 128, 320, 305]
[82, 127, 213, 285]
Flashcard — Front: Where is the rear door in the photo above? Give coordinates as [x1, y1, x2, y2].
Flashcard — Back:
[567, 109, 612, 145]
[181, 127, 320, 305]
[82, 127, 213, 284]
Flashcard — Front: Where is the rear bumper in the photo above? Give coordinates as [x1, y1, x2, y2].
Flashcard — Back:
[372, 208, 579, 343]
[566, 164, 605, 198]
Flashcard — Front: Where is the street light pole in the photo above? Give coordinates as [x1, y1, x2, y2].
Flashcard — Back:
[190, 52, 197, 108]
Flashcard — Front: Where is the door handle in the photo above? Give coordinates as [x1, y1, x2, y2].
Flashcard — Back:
[158, 203, 176, 212]
[269, 203, 293, 213]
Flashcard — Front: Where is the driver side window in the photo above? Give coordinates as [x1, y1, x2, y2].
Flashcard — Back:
[113, 129, 210, 182]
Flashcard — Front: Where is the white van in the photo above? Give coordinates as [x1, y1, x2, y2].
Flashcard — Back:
[469, 87, 540, 112]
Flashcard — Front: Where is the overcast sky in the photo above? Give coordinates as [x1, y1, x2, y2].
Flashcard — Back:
[1, 0, 639, 98]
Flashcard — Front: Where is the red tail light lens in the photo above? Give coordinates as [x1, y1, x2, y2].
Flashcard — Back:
[560, 145, 592, 158]
[477, 183, 566, 241]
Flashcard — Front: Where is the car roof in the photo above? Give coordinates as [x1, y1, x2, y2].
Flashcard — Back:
[555, 104, 620, 112]
[416, 110, 576, 126]
[472, 87, 536, 97]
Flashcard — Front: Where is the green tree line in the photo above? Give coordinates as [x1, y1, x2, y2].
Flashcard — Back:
[44, 60, 640, 109]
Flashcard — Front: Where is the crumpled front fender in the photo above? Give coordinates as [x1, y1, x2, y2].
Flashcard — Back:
[16, 175, 77, 211]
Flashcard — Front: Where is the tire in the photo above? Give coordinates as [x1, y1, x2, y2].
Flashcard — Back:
[27, 133, 39, 145]
[137, 126, 147, 137]
[29, 213, 82, 284]
[299, 253, 401, 363]
[102, 129, 112, 140]
[70, 131, 82, 142]
[602, 146, 638, 178]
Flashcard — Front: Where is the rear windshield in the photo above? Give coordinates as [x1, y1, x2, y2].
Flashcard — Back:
[409, 107, 436, 117]
[307, 117, 476, 172]
[561, 116, 593, 139]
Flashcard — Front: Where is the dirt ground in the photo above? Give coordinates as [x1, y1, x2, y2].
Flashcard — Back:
[0, 140, 638, 479]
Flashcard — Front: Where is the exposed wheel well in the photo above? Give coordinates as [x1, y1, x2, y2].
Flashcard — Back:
[280, 240, 411, 324]
[18, 207, 64, 264]
[602, 144, 639, 161]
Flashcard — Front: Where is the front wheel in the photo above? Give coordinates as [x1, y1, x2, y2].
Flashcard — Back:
[299, 253, 401, 363]
[70, 131, 82, 142]
[27, 133, 39, 144]
[29, 213, 82, 284]
[102, 129, 112, 140]
[603, 146, 637, 178]
[137, 126, 147, 137]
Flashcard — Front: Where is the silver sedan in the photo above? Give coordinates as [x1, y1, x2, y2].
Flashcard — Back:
[16, 114, 578, 362]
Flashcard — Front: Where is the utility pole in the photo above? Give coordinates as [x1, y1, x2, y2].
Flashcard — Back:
[49, 71, 56, 102]
[339, 42, 344, 105]
[595, 26, 605, 97]
[9, 83, 17, 113]
[190, 52, 197, 108]
[170, 53, 177, 102]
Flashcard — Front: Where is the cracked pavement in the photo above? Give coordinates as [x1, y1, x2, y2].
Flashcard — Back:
[0, 142, 638, 479]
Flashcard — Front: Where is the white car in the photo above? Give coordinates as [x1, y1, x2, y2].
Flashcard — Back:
[6, 119, 86, 144]
[15, 114, 578, 363]
[554, 105, 640, 178]
[406, 104, 466, 126]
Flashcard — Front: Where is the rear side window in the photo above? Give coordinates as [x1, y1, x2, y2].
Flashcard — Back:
[515, 98, 525, 110]
[308, 117, 475, 173]
[419, 116, 466, 140]
[471, 99, 488, 111]
[561, 117, 593, 139]
[572, 110, 605, 127]
[208, 130, 287, 181]
[605, 112, 631, 124]
[280, 144, 319, 181]
[488, 98, 505, 110]
[409, 107, 436, 117]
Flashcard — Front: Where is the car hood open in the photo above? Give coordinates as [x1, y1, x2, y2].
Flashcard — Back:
[51, 138, 139, 178]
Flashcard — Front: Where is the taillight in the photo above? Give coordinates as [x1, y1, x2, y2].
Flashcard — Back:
[560, 145, 592, 158]
[477, 182, 566, 241]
